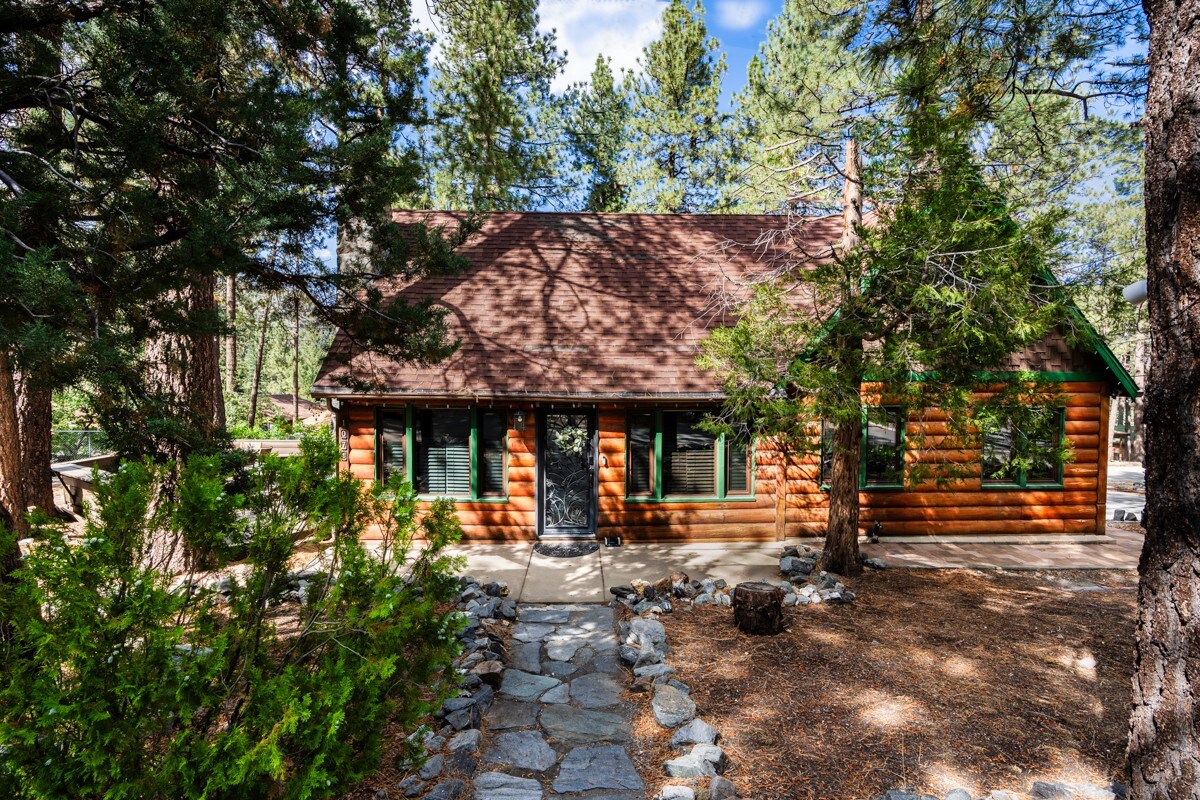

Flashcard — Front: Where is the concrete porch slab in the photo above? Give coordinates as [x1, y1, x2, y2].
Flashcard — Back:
[599, 542, 784, 595]
[519, 549, 607, 603]
[446, 542, 533, 599]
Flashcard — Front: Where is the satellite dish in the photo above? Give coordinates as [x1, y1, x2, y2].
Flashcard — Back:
[1122, 280, 1148, 306]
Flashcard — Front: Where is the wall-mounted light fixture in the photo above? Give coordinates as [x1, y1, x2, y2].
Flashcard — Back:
[512, 410, 527, 432]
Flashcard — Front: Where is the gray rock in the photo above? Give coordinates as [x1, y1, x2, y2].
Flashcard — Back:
[670, 718, 719, 749]
[539, 682, 569, 704]
[446, 706, 481, 730]
[880, 791, 920, 800]
[520, 607, 570, 624]
[499, 670, 561, 702]
[570, 672, 624, 709]
[716, 593, 732, 606]
[986, 792, 1023, 800]
[449, 729, 482, 754]
[397, 776, 425, 797]
[487, 700, 538, 730]
[633, 663, 674, 678]
[425, 779, 466, 800]
[709, 776, 736, 800]
[512, 623, 556, 643]
[482, 730, 557, 773]
[472, 771, 543, 800]
[660, 786, 695, 800]
[511, 642, 542, 673]
[1032, 783, 1072, 800]
[865, 557, 888, 570]
[632, 599, 659, 615]
[663, 744, 727, 779]
[628, 616, 667, 645]
[943, 791, 972, 800]
[545, 638, 583, 662]
[618, 644, 640, 665]
[572, 606, 617, 630]
[442, 696, 478, 715]
[692, 593, 714, 606]
[552, 745, 645, 793]
[446, 750, 479, 777]
[652, 684, 696, 728]
[541, 660, 579, 678]
[539, 704, 631, 745]
[572, 645, 596, 665]
[419, 754, 445, 780]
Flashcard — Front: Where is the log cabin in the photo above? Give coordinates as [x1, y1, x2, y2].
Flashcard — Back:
[313, 211, 1137, 543]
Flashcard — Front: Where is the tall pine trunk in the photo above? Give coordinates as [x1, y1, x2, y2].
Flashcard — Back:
[1127, 0, 1200, 795]
[291, 293, 300, 424]
[0, 350, 29, 539]
[822, 140, 865, 576]
[247, 296, 272, 429]
[225, 276, 237, 394]
[146, 277, 223, 458]
[16, 378, 53, 512]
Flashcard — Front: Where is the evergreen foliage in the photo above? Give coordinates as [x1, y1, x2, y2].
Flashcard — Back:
[427, 0, 567, 210]
[0, 431, 465, 798]
[620, 0, 729, 213]
[566, 56, 631, 213]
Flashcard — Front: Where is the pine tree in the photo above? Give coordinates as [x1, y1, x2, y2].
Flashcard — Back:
[428, 0, 566, 210]
[566, 56, 630, 213]
[621, 0, 728, 213]
[0, 1, 470, 523]
[732, 0, 873, 212]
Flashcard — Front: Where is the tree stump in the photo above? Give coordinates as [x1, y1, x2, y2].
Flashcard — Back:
[732, 581, 785, 635]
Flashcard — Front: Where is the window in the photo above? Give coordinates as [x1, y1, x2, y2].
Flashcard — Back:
[863, 407, 904, 487]
[626, 413, 654, 496]
[820, 407, 905, 489]
[981, 408, 1065, 488]
[626, 410, 754, 501]
[379, 412, 407, 483]
[376, 407, 508, 499]
[415, 409, 471, 495]
[664, 412, 717, 496]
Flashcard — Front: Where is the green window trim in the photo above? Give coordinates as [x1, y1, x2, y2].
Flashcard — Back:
[375, 405, 510, 502]
[624, 410, 757, 503]
[820, 406, 907, 492]
[980, 407, 1067, 490]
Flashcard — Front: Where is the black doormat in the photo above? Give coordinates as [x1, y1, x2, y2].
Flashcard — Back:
[534, 541, 600, 558]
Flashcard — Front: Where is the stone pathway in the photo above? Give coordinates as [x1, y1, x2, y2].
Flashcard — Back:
[474, 604, 645, 800]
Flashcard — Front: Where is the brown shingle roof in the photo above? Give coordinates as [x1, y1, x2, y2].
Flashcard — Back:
[314, 211, 842, 400]
[313, 211, 1132, 400]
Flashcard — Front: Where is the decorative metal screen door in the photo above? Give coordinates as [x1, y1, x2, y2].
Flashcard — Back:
[538, 411, 598, 538]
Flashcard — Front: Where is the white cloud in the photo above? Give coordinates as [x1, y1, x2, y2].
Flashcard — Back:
[714, 0, 769, 30]
[540, 0, 667, 91]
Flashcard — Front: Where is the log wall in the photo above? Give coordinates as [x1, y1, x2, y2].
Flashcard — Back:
[337, 381, 1113, 542]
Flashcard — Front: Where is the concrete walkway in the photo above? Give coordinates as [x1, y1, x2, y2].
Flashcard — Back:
[474, 604, 644, 800]
[447, 466, 1148, 602]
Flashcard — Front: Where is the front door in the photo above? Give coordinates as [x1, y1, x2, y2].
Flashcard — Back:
[538, 410, 598, 538]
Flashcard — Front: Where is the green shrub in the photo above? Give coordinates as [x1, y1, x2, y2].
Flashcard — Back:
[0, 430, 464, 799]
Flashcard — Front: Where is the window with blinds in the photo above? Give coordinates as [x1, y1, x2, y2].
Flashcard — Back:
[626, 413, 654, 496]
[725, 426, 751, 495]
[663, 412, 717, 496]
[478, 410, 507, 497]
[379, 412, 406, 482]
[415, 409, 471, 496]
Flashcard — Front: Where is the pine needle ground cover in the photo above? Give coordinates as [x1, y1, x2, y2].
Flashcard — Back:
[629, 569, 1136, 800]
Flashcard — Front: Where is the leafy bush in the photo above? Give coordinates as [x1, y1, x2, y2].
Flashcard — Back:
[0, 430, 464, 799]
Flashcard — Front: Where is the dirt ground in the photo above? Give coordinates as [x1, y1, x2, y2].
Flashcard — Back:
[628, 569, 1138, 800]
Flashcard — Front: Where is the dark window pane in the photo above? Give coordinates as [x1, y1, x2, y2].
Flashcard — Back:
[415, 409, 471, 496]
[379, 413, 406, 483]
[725, 426, 751, 495]
[664, 412, 716, 496]
[1026, 409, 1063, 485]
[981, 423, 1015, 485]
[479, 411, 507, 496]
[820, 419, 835, 486]
[863, 408, 904, 487]
[627, 413, 653, 496]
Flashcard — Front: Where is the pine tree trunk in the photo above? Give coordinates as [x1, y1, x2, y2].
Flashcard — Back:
[292, 294, 300, 424]
[225, 276, 237, 394]
[0, 350, 29, 539]
[824, 409, 862, 576]
[16, 378, 53, 512]
[247, 296, 271, 429]
[1127, 0, 1200, 795]
[146, 276, 223, 457]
